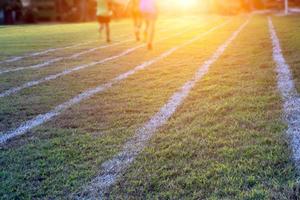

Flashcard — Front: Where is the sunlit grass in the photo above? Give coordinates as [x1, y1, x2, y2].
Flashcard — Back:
[0, 16, 230, 198]
[108, 15, 298, 199]
[0, 15, 299, 199]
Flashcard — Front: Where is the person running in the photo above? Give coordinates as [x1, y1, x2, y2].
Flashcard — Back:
[126, 0, 142, 41]
[96, 0, 112, 43]
[140, 0, 157, 50]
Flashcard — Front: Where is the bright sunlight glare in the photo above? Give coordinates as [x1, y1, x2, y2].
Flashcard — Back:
[176, 0, 198, 8]
[158, 0, 201, 12]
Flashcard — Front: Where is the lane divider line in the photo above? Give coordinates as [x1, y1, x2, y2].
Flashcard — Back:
[0, 20, 230, 145]
[0, 41, 92, 65]
[0, 21, 221, 98]
[75, 18, 250, 199]
[0, 41, 126, 75]
[0, 19, 179, 66]
[268, 17, 300, 168]
[0, 21, 141, 65]
[0, 22, 177, 75]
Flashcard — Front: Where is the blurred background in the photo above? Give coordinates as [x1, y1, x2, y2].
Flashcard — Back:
[0, 0, 299, 25]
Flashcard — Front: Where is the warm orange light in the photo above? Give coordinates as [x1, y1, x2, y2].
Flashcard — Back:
[158, 0, 200, 12]
[176, 0, 198, 9]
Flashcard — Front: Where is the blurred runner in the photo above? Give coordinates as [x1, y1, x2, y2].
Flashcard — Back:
[140, 0, 157, 50]
[97, 0, 112, 43]
[126, 0, 142, 41]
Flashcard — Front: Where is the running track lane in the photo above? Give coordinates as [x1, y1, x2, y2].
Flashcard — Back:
[75, 17, 250, 199]
[0, 20, 231, 145]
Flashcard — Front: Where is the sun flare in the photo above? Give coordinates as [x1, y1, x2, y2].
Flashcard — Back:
[176, 0, 198, 8]
[159, 0, 200, 11]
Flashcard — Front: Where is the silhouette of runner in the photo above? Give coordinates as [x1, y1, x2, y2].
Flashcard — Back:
[96, 0, 112, 43]
[140, 0, 157, 50]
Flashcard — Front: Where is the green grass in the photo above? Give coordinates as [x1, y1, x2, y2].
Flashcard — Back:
[0, 17, 226, 134]
[272, 15, 300, 93]
[0, 21, 131, 58]
[0, 15, 299, 199]
[0, 16, 209, 58]
[107, 16, 298, 199]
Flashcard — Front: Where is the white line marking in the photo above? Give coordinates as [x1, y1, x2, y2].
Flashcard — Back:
[75, 18, 250, 199]
[0, 41, 128, 75]
[0, 20, 230, 145]
[268, 17, 300, 167]
[0, 24, 174, 75]
[0, 22, 219, 98]
[0, 21, 139, 65]
[0, 41, 92, 65]
[0, 19, 177, 67]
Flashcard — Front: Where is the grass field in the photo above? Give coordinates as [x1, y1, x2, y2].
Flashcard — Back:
[1, 14, 300, 199]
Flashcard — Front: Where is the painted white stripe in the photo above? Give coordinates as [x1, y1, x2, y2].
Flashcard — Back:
[0, 21, 139, 65]
[268, 17, 300, 167]
[0, 20, 230, 145]
[0, 41, 92, 65]
[76, 18, 250, 199]
[0, 41, 128, 75]
[0, 24, 175, 75]
[0, 22, 222, 98]
[0, 19, 177, 67]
